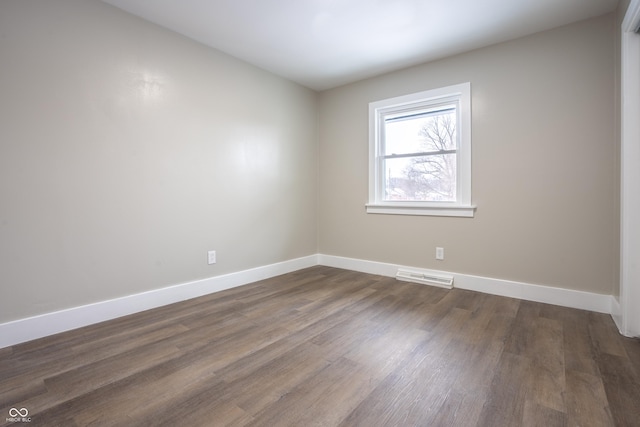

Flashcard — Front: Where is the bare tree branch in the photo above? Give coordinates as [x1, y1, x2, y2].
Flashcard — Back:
[392, 112, 457, 201]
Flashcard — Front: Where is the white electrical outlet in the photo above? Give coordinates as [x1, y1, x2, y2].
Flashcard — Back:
[207, 250, 216, 265]
[436, 247, 444, 261]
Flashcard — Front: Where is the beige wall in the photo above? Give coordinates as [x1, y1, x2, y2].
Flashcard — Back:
[319, 14, 618, 295]
[0, 0, 318, 323]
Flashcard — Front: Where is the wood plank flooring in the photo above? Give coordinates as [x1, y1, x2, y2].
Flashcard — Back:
[1, 266, 639, 426]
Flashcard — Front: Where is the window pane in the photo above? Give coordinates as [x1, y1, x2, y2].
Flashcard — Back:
[384, 109, 456, 156]
[383, 154, 457, 202]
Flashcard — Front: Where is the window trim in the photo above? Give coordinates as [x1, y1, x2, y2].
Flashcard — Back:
[366, 82, 475, 217]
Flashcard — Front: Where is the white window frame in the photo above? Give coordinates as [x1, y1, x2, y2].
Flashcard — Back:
[366, 82, 475, 217]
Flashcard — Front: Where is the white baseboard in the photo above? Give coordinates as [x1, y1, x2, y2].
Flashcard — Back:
[610, 296, 623, 333]
[318, 254, 614, 314]
[0, 255, 318, 349]
[0, 253, 616, 349]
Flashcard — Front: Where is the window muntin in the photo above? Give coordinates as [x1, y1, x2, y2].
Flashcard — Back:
[367, 83, 474, 217]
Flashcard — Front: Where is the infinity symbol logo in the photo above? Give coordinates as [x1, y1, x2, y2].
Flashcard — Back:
[8, 408, 28, 417]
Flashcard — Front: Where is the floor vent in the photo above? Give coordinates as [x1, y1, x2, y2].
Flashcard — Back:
[396, 269, 454, 289]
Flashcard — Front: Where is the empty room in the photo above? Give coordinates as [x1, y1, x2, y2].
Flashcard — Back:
[1, 0, 639, 425]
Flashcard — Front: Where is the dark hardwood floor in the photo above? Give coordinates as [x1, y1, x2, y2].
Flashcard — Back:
[1, 266, 639, 426]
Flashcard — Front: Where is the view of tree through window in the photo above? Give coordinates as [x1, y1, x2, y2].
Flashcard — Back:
[383, 107, 457, 202]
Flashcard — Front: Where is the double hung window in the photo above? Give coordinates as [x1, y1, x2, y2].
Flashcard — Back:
[367, 83, 474, 217]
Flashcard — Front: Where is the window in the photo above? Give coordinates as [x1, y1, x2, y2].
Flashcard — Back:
[367, 82, 475, 217]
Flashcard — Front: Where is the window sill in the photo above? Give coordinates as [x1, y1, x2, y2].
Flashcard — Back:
[365, 203, 476, 217]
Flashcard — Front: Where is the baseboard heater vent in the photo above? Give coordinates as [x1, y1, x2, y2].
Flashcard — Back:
[396, 269, 454, 289]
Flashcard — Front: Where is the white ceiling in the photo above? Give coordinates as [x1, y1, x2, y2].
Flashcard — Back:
[101, 0, 618, 91]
